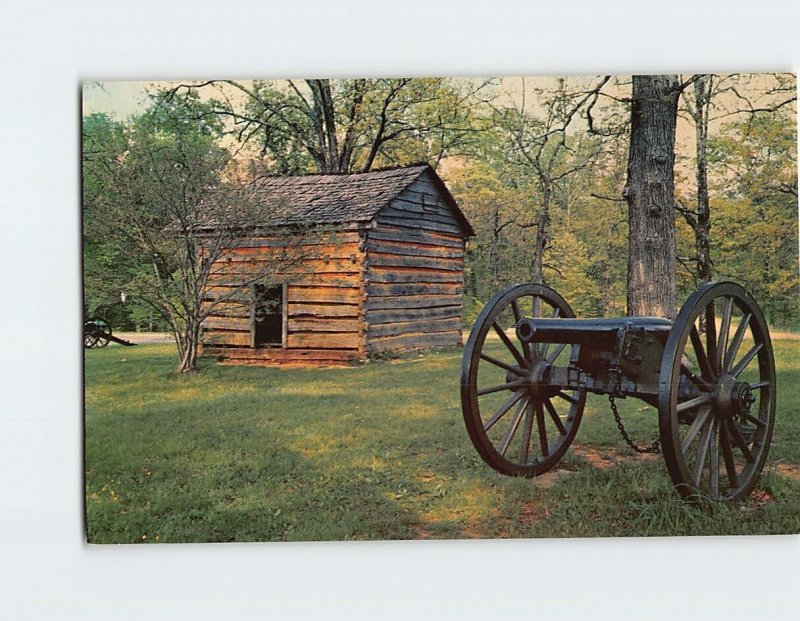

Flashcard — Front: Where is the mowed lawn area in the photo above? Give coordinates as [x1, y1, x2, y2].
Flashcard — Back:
[85, 338, 800, 543]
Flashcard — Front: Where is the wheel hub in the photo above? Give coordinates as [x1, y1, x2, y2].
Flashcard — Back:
[527, 361, 554, 399]
[714, 374, 755, 419]
[505, 361, 553, 397]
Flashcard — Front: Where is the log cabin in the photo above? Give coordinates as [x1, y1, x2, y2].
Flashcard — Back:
[201, 163, 474, 366]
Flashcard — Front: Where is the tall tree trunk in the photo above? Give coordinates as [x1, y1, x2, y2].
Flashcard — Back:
[531, 182, 551, 285]
[307, 79, 340, 173]
[339, 79, 366, 172]
[692, 75, 713, 284]
[490, 206, 501, 289]
[601, 214, 614, 317]
[624, 75, 680, 318]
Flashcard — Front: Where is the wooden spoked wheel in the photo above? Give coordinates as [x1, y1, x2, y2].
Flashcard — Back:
[658, 282, 776, 501]
[84, 325, 99, 348]
[461, 283, 586, 477]
[84, 317, 111, 349]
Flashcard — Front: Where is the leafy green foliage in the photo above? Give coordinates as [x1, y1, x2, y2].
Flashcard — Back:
[447, 74, 796, 323]
[82, 91, 292, 370]
[82, 114, 128, 315]
[709, 111, 799, 328]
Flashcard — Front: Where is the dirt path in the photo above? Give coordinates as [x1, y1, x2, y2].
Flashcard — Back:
[110, 332, 173, 344]
[770, 330, 800, 341]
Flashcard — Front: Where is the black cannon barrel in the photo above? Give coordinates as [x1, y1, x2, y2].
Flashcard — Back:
[515, 316, 672, 345]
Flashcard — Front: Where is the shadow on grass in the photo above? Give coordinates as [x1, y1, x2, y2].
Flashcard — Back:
[85, 342, 800, 542]
[87, 425, 427, 543]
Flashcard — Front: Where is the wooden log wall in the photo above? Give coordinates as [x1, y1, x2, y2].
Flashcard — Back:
[365, 174, 465, 353]
[202, 230, 367, 366]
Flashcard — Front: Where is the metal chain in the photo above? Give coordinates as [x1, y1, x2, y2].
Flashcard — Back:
[609, 395, 661, 454]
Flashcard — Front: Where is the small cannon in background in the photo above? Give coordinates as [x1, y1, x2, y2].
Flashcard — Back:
[461, 281, 776, 501]
[83, 317, 137, 348]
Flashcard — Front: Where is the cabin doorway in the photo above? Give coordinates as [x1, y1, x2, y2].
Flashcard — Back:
[253, 284, 285, 347]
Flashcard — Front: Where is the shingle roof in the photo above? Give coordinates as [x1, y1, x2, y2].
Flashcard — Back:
[253, 164, 428, 226]
[249, 164, 473, 236]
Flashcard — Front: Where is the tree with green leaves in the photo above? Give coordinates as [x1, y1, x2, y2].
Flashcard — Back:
[83, 92, 318, 372]
[676, 73, 797, 291]
[709, 110, 799, 328]
[490, 77, 608, 285]
[161, 78, 493, 174]
[83, 113, 130, 320]
[448, 159, 533, 306]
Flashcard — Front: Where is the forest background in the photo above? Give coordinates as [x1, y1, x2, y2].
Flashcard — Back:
[82, 74, 798, 340]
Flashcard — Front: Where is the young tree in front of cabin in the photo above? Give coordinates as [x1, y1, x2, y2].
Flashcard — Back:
[83, 93, 316, 372]
[624, 75, 680, 318]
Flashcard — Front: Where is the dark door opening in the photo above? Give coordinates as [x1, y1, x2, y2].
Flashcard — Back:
[253, 284, 284, 347]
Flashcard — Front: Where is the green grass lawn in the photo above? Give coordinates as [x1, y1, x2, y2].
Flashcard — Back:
[84, 339, 800, 543]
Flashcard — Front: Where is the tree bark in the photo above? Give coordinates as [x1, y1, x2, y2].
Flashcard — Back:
[307, 79, 341, 173]
[624, 75, 680, 318]
[490, 206, 501, 289]
[531, 181, 551, 285]
[692, 75, 713, 284]
[177, 322, 200, 372]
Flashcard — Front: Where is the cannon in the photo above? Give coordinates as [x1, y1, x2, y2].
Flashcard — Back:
[461, 281, 776, 501]
[83, 317, 137, 348]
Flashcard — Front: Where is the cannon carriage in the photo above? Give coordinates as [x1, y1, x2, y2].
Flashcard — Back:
[461, 281, 776, 501]
[83, 317, 136, 348]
